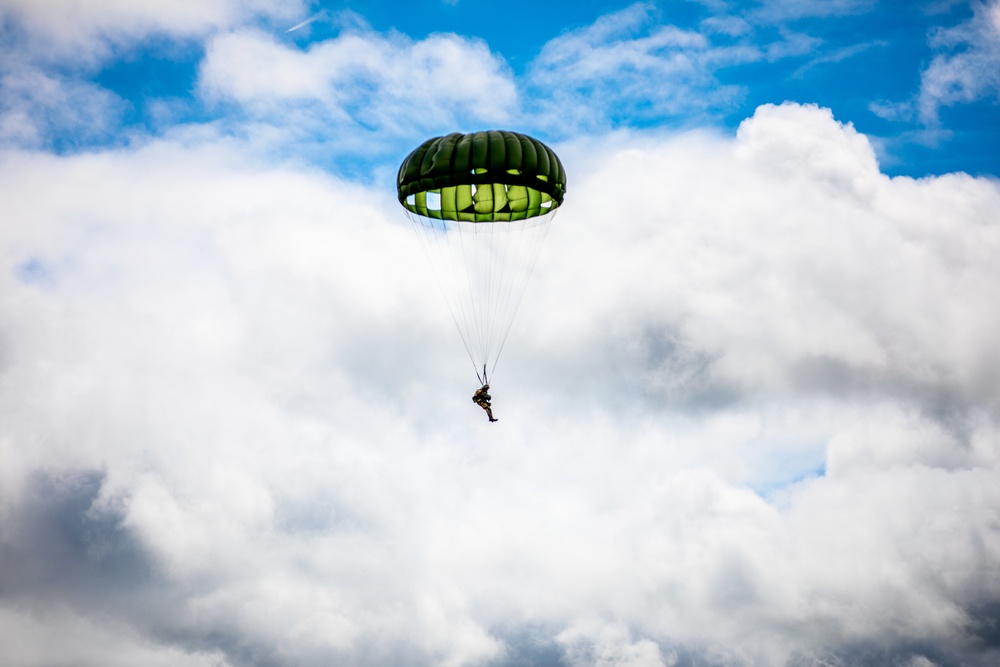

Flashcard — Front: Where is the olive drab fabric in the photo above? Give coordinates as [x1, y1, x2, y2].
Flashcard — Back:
[397, 131, 566, 222]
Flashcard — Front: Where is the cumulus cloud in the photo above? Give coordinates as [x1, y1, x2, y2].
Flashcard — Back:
[919, 0, 1000, 124]
[0, 0, 311, 151]
[195, 4, 771, 140]
[538, 103, 1000, 413]
[198, 26, 517, 146]
[557, 621, 674, 667]
[2, 103, 1000, 666]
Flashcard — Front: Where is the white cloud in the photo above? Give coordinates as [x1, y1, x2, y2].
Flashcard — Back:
[527, 2, 758, 132]
[0, 0, 305, 61]
[535, 102, 1000, 412]
[868, 98, 916, 122]
[701, 14, 753, 36]
[194, 4, 775, 140]
[198, 27, 517, 142]
[746, 0, 876, 23]
[0, 64, 124, 147]
[919, 0, 1000, 124]
[523, 2, 835, 134]
[0, 605, 230, 667]
[0, 0, 310, 150]
[2, 103, 1000, 666]
[790, 40, 888, 78]
[558, 620, 674, 667]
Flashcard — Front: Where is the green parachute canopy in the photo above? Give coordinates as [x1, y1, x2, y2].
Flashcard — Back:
[397, 130, 566, 385]
[397, 130, 566, 222]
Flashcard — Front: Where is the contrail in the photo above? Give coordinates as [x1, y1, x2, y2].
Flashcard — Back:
[286, 11, 326, 33]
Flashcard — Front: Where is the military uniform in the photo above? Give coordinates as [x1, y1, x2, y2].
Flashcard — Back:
[472, 385, 498, 422]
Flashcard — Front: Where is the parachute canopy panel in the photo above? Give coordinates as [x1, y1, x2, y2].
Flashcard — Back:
[397, 130, 566, 222]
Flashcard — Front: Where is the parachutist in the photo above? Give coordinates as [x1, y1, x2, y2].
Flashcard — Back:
[472, 384, 498, 423]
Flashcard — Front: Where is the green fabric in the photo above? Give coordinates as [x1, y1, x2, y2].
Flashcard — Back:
[397, 130, 566, 222]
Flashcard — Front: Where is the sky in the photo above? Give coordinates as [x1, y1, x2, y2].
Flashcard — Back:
[1, 1, 999, 666]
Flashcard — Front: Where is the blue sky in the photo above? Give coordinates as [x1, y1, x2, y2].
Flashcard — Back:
[2, 2, 1000, 667]
[7, 1, 1000, 176]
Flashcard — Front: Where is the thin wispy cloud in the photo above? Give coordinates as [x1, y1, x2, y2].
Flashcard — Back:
[0, 65, 124, 147]
[919, 0, 1000, 124]
[790, 39, 888, 77]
[746, 0, 876, 23]
[526, 2, 756, 131]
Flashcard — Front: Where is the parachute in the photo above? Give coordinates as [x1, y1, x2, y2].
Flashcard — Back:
[397, 130, 566, 384]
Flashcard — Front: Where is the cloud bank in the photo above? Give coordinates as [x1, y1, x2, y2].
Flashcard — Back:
[2, 1, 1000, 665]
[2, 101, 1000, 666]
